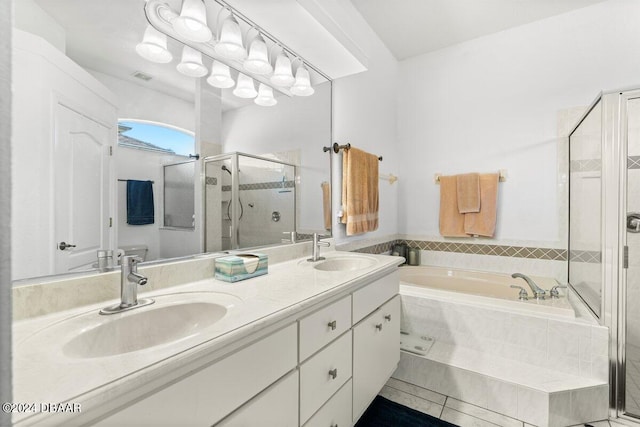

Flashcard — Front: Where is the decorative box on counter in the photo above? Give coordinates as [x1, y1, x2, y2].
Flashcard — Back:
[214, 253, 268, 282]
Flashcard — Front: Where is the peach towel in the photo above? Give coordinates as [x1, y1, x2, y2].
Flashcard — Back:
[456, 173, 480, 213]
[321, 181, 331, 231]
[439, 175, 468, 237]
[464, 173, 499, 237]
[341, 147, 379, 236]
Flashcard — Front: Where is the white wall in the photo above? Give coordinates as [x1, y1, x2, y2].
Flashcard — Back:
[331, 6, 399, 245]
[396, 0, 640, 248]
[13, 0, 65, 53]
[0, 0, 12, 417]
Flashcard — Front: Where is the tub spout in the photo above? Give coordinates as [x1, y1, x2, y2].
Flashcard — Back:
[512, 273, 546, 300]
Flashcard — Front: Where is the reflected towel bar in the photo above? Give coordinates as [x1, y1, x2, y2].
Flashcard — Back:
[434, 170, 507, 184]
[323, 142, 383, 161]
[118, 179, 155, 184]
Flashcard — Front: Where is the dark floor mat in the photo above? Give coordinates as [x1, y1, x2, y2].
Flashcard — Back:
[355, 395, 459, 427]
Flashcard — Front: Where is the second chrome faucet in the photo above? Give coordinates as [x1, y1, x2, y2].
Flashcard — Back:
[511, 273, 546, 300]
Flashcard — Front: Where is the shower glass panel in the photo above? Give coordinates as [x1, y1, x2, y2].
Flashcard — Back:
[568, 100, 603, 317]
[204, 153, 296, 251]
[625, 96, 640, 417]
[163, 160, 195, 229]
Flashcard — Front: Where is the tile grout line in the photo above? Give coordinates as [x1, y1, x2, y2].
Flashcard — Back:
[383, 383, 446, 408]
[440, 396, 447, 419]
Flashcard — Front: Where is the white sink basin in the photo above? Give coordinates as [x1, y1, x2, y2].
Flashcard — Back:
[313, 255, 377, 272]
[22, 292, 241, 359]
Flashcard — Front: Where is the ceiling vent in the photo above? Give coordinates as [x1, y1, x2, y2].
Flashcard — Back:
[132, 71, 153, 81]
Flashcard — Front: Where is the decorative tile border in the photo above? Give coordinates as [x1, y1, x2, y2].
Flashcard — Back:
[220, 180, 295, 192]
[570, 159, 601, 172]
[352, 239, 569, 261]
[629, 156, 640, 169]
[205, 177, 217, 185]
[569, 250, 601, 263]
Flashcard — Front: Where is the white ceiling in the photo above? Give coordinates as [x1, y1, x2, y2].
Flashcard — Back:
[350, 0, 606, 60]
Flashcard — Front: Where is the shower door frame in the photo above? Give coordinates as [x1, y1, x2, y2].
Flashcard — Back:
[611, 88, 640, 421]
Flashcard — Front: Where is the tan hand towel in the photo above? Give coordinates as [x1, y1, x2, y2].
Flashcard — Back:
[439, 175, 468, 237]
[341, 147, 379, 236]
[456, 173, 480, 213]
[464, 173, 499, 237]
[321, 181, 331, 231]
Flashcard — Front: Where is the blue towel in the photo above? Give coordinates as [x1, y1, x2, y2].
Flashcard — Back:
[127, 180, 154, 225]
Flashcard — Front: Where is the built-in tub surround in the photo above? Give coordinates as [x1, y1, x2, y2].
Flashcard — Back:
[12, 245, 402, 426]
[394, 266, 609, 427]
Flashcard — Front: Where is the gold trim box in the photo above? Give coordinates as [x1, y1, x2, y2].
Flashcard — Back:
[214, 253, 268, 282]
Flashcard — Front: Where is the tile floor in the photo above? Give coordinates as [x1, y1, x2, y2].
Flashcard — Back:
[381, 377, 616, 427]
[626, 344, 640, 416]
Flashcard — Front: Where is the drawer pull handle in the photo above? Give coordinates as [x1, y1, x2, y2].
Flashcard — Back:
[384, 314, 392, 322]
[375, 323, 383, 331]
[328, 368, 338, 379]
[328, 320, 337, 330]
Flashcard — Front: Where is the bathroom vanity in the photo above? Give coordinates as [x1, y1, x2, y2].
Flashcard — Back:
[12, 249, 402, 426]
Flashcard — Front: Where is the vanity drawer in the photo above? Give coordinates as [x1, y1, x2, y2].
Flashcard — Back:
[352, 270, 399, 323]
[300, 330, 352, 424]
[299, 295, 351, 361]
[216, 370, 298, 427]
[303, 379, 352, 427]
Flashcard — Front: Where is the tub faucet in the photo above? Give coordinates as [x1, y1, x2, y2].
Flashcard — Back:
[100, 255, 154, 315]
[512, 273, 546, 300]
[308, 233, 330, 262]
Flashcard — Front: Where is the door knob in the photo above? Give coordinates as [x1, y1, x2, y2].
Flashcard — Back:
[58, 241, 76, 250]
[628, 213, 640, 232]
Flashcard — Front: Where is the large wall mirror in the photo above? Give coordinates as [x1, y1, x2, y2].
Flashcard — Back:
[11, 0, 332, 282]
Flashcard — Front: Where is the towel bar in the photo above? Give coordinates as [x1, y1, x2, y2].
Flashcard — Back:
[118, 179, 155, 184]
[434, 170, 507, 184]
[322, 142, 383, 161]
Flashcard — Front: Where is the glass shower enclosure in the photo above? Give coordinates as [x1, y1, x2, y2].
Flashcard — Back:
[203, 152, 296, 251]
[568, 88, 640, 420]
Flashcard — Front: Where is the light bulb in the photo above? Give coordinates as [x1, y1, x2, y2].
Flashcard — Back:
[215, 15, 246, 60]
[173, 0, 212, 43]
[136, 25, 173, 64]
[270, 53, 294, 86]
[207, 61, 235, 88]
[255, 84, 277, 107]
[176, 46, 208, 78]
[290, 64, 314, 96]
[233, 74, 257, 98]
[244, 34, 272, 75]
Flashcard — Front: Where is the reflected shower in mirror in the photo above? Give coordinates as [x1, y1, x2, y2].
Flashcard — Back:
[205, 153, 296, 251]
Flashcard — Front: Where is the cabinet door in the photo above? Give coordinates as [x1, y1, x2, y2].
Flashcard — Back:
[216, 370, 298, 427]
[303, 379, 352, 427]
[352, 295, 400, 423]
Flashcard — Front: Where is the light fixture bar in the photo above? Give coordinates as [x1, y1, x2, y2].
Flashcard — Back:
[211, 0, 330, 83]
[144, 0, 329, 97]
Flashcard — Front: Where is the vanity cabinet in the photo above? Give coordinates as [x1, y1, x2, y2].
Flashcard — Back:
[353, 295, 401, 422]
[95, 323, 298, 426]
[93, 269, 399, 427]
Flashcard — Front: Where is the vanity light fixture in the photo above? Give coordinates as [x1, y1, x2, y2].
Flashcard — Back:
[177, 46, 208, 77]
[255, 84, 277, 107]
[243, 34, 272, 75]
[141, 0, 326, 104]
[215, 14, 246, 60]
[173, 0, 212, 43]
[207, 61, 235, 88]
[270, 51, 295, 87]
[233, 73, 258, 98]
[290, 63, 315, 96]
[135, 25, 173, 64]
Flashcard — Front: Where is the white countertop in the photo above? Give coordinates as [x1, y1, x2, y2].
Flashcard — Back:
[13, 251, 401, 425]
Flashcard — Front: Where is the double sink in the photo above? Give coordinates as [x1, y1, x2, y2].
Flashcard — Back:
[19, 254, 377, 359]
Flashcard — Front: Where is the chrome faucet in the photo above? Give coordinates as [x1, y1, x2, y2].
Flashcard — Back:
[308, 233, 330, 262]
[100, 255, 154, 315]
[512, 273, 546, 300]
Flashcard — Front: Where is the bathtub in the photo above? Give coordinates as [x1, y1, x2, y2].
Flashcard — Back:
[399, 266, 575, 318]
